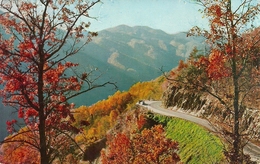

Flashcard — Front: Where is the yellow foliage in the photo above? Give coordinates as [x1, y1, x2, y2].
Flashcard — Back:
[129, 77, 164, 102]
[109, 110, 119, 126]
[73, 77, 164, 145]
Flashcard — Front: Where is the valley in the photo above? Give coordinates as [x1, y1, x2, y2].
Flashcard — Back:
[0, 25, 204, 141]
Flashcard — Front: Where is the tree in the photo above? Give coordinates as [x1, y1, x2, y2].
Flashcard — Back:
[101, 125, 180, 164]
[166, 0, 260, 163]
[73, 91, 133, 144]
[0, 0, 115, 163]
[0, 127, 40, 163]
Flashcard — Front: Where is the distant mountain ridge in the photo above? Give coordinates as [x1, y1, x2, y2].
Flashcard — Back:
[0, 25, 205, 140]
[69, 25, 205, 105]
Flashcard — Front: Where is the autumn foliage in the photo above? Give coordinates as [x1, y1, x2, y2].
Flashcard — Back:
[73, 91, 133, 144]
[100, 108, 180, 164]
[73, 77, 164, 145]
[0, 0, 115, 163]
[67, 77, 163, 162]
[128, 77, 164, 101]
[0, 127, 40, 164]
[166, 0, 260, 163]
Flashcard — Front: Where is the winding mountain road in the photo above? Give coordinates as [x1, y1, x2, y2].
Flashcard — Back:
[138, 100, 260, 163]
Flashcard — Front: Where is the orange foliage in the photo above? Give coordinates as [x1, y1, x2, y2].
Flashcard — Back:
[207, 49, 230, 80]
[0, 128, 40, 164]
[1, 125, 81, 164]
[137, 114, 147, 130]
[101, 133, 132, 164]
[74, 91, 133, 143]
[74, 77, 164, 145]
[177, 60, 188, 71]
[101, 125, 180, 164]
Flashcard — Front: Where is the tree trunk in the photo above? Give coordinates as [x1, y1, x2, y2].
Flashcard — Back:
[39, 111, 48, 164]
[228, 0, 241, 162]
[232, 71, 241, 163]
[38, 50, 49, 164]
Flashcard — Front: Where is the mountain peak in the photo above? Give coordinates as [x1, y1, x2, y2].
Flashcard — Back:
[105, 24, 133, 32]
[103, 24, 167, 36]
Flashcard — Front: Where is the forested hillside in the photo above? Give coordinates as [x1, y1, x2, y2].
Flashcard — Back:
[1, 0, 260, 164]
[69, 25, 205, 106]
[1, 75, 227, 163]
[0, 25, 204, 141]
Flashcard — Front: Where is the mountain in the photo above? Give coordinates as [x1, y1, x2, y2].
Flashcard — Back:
[0, 25, 205, 141]
[68, 25, 205, 105]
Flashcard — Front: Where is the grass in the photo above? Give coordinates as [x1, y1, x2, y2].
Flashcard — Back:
[151, 115, 225, 164]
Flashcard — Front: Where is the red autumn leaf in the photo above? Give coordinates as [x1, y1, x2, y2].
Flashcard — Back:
[0, 1, 105, 163]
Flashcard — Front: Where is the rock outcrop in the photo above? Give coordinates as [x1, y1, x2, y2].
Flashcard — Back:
[163, 85, 260, 141]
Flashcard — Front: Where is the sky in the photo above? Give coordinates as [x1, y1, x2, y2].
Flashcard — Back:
[87, 0, 208, 34]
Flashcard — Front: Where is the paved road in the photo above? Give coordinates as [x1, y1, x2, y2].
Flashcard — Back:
[138, 101, 260, 163]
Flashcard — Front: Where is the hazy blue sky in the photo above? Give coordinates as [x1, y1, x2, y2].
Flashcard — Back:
[87, 0, 260, 34]
[88, 0, 208, 34]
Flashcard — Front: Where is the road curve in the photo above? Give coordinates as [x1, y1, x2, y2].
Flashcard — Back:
[138, 100, 260, 163]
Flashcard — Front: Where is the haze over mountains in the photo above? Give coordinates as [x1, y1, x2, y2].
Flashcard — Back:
[69, 25, 205, 105]
[0, 25, 205, 140]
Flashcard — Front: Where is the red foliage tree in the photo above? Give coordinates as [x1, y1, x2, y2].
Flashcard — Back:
[101, 125, 180, 164]
[0, 0, 115, 163]
[172, 0, 260, 163]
